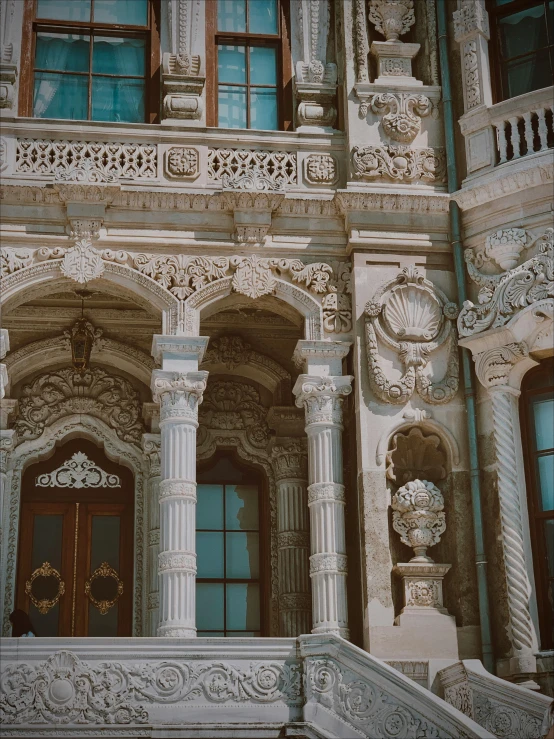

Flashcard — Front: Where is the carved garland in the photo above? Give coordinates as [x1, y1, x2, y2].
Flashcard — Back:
[364, 266, 459, 405]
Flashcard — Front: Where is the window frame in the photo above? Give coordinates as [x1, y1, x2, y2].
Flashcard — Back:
[19, 0, 161, 124]
[520, 357, 554, 650]
[487, 0, 554, 103]
[205, 0, 293, 131]
[196, 452, 270, 637]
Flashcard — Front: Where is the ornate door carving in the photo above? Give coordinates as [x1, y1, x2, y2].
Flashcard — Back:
[16, 440, 134, 637]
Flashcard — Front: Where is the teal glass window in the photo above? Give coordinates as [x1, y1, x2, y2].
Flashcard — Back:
[216, 0, 280, 130]
[32, 0, 149, 123]
[196, 458, 261, 636]
[490, 0, 554, 101]
[522, 359, 554, 650]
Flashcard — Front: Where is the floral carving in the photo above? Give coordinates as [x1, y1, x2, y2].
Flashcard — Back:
[370, 93, 433, 143]
[134, 254, 229, 300]
[391, 479, 446, 561]
[36, 451, 121, 489]
[459, 228, 554, 337]
[165, 147, 199, 179]
[54, 157, 118, 183]
[0, 247, 33, 277]
[364, 266, 459, 404]
[198, 381, 269, 448]
[406, 580, 440, 607]
[352, 145, 446, 182]
[61, 239, 105, 284]
[15, 367, 144, 445]
[0, 651, 302, 725]
[304, 154, 338, 185]
[202, 335, 253, 369]
[474, 694, 542, 739]
[368, 0, 415, 40]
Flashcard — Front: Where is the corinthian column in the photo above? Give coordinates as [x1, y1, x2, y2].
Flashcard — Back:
[270, 439, 311, 636]
[142, 433, 161, 636]
[151, 336, 209, 638]
[293, 341, 352, 638]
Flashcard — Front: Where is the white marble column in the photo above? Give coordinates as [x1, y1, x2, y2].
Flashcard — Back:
[271, 439, 311, 636]
[151, 336, 208, 638]
[142, 433, 161, 637]
[293, 340, 352, 638]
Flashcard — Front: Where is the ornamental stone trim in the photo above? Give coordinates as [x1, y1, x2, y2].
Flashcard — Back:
[158, 551, 197, 574]
[310, 553, 348, 575]
[278, 531, 310, 549]
[159, 479, 197, 501]
[307, 482, 346, 505]
[352, 145, 447, 183]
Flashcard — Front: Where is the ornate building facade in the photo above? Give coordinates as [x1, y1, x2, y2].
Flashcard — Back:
[0, 0, 552, 736]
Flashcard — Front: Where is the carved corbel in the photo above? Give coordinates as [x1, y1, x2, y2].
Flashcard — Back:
[294, 0, 337, 130]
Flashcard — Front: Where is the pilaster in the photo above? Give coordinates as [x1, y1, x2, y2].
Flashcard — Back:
[151, 335, 209, 637]
[142, 433, 161, 637]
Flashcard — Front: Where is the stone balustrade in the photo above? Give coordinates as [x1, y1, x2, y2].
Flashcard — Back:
[490, 87, 553, 165]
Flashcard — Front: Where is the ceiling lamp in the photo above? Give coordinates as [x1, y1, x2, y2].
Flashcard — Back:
[70, 289, 96, 373]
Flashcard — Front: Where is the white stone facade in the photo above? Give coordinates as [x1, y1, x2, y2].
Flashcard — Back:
[0, 0, 552, 735]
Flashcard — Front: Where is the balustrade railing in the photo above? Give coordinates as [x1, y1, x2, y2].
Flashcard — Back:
[490, 87, 553, 165]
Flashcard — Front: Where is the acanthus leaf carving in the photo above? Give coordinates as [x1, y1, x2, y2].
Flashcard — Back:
[36, 451, 121, 489]
[199, 380, 269, 449]
[364, 266, 459, 405]
[352, 145, 446, 183]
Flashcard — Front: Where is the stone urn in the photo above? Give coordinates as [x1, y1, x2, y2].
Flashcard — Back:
[391, 478, 446, 562]
[484, 228, 528, 271]
[368, 0, 415, 41]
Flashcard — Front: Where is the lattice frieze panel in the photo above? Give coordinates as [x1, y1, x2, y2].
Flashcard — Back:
[208, 148, 297, 188]
[15, 139, 158, 179]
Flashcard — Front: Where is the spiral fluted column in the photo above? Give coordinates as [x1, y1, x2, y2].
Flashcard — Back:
[271, 439, 311, 636]
[151, 336, 209, 638]
[293, 368, 353, 638]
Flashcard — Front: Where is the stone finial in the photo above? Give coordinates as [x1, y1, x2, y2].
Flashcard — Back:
[391, 479, 446, 562]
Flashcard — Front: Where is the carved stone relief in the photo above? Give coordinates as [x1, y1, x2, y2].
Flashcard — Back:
[352, 145, 446, 183]
[164, 147, 199, 179]
[364, 266, 459, 404]
[369, 93, 433, 143]
[386, 427, 447, 485]
[368, 0, 415, 41]
[391, 479, 446, 561]
[35, 451, 121, 489]
[304, 154, 338, 185]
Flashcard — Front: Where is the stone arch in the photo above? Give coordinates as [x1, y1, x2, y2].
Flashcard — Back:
[2, 415, 146, 637]
[196, 428, 280, 637]
[5, 335, 155, 389]
[0, 259, 180, 335]
[183, 276, 324, 340]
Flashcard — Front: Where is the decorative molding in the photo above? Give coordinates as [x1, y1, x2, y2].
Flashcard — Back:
[458, 228, 553, 337]
[164, 147, 199, 179]
[35, 451, 121, 489]
[364, 266, 459, 404]
[15, 367, 144, 446]
[336, 190, 450, 214]
[352, 145, 446, 182]
[391, 479, 446, 561]
[369, 93, 433, 142]
[368, 0, 415, 41]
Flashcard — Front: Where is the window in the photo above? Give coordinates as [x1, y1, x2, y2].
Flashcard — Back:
[196, 456, 264, 636]
[206, 0, 292, 130]
[21, 0, 160, 123]
[489, 0, 554, 102]
[521, 358, 554, 649]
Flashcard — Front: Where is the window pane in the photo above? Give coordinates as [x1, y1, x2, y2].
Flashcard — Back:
[37, 0, 91, 21]
[94, 0, 148, 25]
[218, 85, 247, 128]
[35, 34, 89, 73]
[534, 398, 554, 451]
[499, 6, 548, 58]
[249, 0, 278, 34]
[538, 455, 554, 511]
[250, 88, 278, 130]
[197, 484, 224, 530]
[218, 46, 246, 84]
[225, 484, 259, 530]
[226, 532, 259, 578]
[93, 37, 145, 76]
[545, 520, 554, 577]
[28, 514, 64, 637]
[504, 49, 553, 99]
[34, 72, 88, 119]
[197, 532, 224, 578]
[250, 46, 277, 85]
[91, 77, 144, 122]
[226, 582, 260, 631]
[218, 0, 246, 32]
[197, 583, 224, 630]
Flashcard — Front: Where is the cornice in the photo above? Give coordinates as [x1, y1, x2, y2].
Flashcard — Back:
[335, 190, 450, 214]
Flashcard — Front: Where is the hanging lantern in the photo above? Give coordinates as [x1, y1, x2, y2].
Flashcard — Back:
[71, 289, 95, 373]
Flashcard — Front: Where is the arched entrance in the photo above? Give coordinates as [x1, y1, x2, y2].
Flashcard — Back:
[15, 439, 134, 637]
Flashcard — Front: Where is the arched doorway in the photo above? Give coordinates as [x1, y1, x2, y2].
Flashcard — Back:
[15, 439, 134, 637]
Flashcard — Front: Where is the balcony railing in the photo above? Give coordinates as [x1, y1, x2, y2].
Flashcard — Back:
[490, 87, 553, 165]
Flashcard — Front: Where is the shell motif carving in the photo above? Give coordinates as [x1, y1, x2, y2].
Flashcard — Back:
[364, 266, 459, 405]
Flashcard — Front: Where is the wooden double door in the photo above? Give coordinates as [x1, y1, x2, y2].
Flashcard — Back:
[16, 440, 134, 637]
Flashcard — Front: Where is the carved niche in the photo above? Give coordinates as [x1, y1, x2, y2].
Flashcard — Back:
[364, 266, 459, 404]
[387, 427, 447, 485]
[14, 367, 144, 445]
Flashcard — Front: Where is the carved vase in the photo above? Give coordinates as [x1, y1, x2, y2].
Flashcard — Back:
[391, 478, 446, 562]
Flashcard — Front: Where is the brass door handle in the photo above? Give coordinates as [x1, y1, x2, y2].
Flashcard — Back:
[85, 562, 123, 615]
[25, 561, 65, 614]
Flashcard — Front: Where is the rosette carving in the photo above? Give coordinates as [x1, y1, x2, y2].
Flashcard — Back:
[364, 266, 459, 404]
[391, 479, 446, 561]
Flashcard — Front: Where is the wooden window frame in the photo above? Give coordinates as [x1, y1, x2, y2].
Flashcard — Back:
[487, 0, 554, 103]
[196, 451, 270, 637]
[520, 357, 554, 650]
[205, 0, 292, 131]
[19, 0, 160, 123]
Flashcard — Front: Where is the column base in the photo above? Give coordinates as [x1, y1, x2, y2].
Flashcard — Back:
[157, 625, 197, 638]
[312, 625, 350, 640]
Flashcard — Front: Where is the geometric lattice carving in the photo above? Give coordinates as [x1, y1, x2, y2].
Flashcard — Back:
[208, 148, 297, 189]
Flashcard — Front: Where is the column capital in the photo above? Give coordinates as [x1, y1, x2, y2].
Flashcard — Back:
[270, 438, 308, 481]
[151, 370, 208, 423]
[293, 340, 351, 376]
[142, 433, 161, 477]
[152, 335, 209, 369]
[0, 429, 16, 474]
[473, 341, 535, 391]
[453, 0, 490, 44]
[293, 374, 353, 424]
